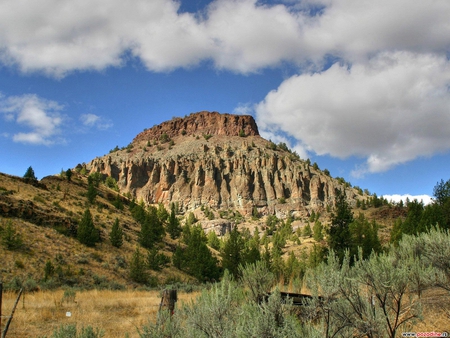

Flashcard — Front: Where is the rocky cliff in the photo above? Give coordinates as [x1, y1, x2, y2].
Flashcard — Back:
[84, 111, 364, 216]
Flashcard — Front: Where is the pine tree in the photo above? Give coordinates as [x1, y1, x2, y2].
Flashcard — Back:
[313, 220, 324, 242]
[87, 179, 97, 204]
[157, 203, 169, 224]
[328, 190, 354, 263]
[350, 213, 381, 259]
[221, 226, 245, 278]
[139, 206, 164, 249]
[303, 223, 312, 237]
[186, 212, 197, 226]
[77, 209, 99, 247]
[109, 218, 123, 248]
[167, 203, 181, 239]
[23, 166, 37, 181]
[44, 260, 55, 281]
[1, 220, 23, 250]
[65, 168, 73, 182]
[176, 225, 220, 282]
[129, 246, 148, 284]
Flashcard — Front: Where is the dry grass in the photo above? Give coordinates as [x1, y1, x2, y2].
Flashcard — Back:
[2, 287, 448, 337]
[1, 289, 198, 337]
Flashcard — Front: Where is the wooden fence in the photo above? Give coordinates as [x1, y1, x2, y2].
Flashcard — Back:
[0, 282, 23, 338]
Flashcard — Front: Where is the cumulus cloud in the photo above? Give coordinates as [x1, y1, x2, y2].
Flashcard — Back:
[0, 0, 449, 76]
[80, 113, 113, 130]
[256, 51, 450, 174]
[0, 0, 305, 76]
[1, 0, 450, 174]
[0, 94, 64, 145]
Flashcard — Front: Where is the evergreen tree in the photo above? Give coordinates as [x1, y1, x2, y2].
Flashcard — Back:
[77, 209, 99, 247]
[23, 166, 37, 181]
[303, 223, 312, 237]
[112, 194, 124, 210]
[44, 260, 55, 281]
[65, 168, 73, 182]
[221, 226, 245, 278]
[86, 179, 97, 205]
[139, 206, 165, 249]
[328, 190, 354, 263]
[129, 246, 148, 284]
[243, 231, 261, 265]
[147, 247, 170, 271]
[433, 178, 450, 229]
[270, 245, 285, 279]
[284, 251, 302, 282]
[313, 220, 324, 242]
[109, 218, 123, 248]
[157, 203, 169, 224]
[350, 213, 381, 259]
[175, 225, 220, 282]
[207, 231, 221, 250]
[185, 212, 197, 226]
[1, 220, 23, 250]
[167, 203, 181, 239]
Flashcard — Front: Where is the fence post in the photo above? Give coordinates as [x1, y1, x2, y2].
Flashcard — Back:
[1, 288, 22, 338]
[0, 282, 2, 334]
[158, 289, 177, 315]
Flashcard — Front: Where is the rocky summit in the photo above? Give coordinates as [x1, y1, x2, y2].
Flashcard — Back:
[83, 111, 364, 217]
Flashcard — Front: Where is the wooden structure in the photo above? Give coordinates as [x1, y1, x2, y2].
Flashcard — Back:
[0, 283, 23, 338]
[159, 289, 177, 315]
[266, 291, 324, 306]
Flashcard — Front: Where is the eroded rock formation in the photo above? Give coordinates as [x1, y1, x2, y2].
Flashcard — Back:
[84, 111, 363, 215]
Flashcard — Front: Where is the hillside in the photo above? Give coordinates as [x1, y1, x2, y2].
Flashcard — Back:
[0, 172, 191, 289]
[1, 111, 401, 289]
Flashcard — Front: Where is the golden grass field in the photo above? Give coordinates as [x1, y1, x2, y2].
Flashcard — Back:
[1, 287, 449, 338]
[1, 289, 198, 338]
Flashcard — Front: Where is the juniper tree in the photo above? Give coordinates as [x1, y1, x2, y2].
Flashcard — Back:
[221, 226, 245, 278]
[109, 218, 123, 248]
[65, 168, 73, 182]
[313, 220, 324, 242]
[173, 225, 220, 282]
[77, 209, 99, 247]
[167, 203, 181, 239]
[1, 220, 23, 250]
[23, 166, 37, 181]
[328, 190, 354, 263]
[139, 206, 164, 249]
[129, 246, 148, 284]
[86, 179, 97, 204]
[303, 223, 312, 237]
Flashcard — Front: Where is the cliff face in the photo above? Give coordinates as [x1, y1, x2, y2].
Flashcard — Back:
[84, 111, 361, 216]
[133, 111, 259, 143]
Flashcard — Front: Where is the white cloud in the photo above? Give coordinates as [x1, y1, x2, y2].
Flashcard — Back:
[233, 103, 253, 116]
[303, 0, 450, 62]
[1, 0, 450, 175]
[383, 194, 433, 206]
[0, 0, 449, 76]
[204, 0, 304, 73]
[80, 113, 113, 130]
[0, 94, 64, 145]
[256, 51, 450, 174]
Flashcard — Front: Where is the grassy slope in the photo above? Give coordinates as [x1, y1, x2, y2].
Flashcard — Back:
[0, 172, 191, 289]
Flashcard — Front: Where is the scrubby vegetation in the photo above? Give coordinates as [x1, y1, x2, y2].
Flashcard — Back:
[1, 166, 450, 336]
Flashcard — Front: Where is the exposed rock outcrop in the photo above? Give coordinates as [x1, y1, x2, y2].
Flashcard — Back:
[84, 111, 364, 215]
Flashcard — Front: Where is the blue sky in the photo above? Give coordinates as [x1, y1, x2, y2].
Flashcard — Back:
[1, 0, 449, 204]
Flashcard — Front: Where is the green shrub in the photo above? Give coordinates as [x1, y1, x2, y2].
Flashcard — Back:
[1, 220, 23, 250]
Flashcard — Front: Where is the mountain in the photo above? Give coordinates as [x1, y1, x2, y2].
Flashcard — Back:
[1, 111, 379, 289]
[84, 111, 366, 218]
